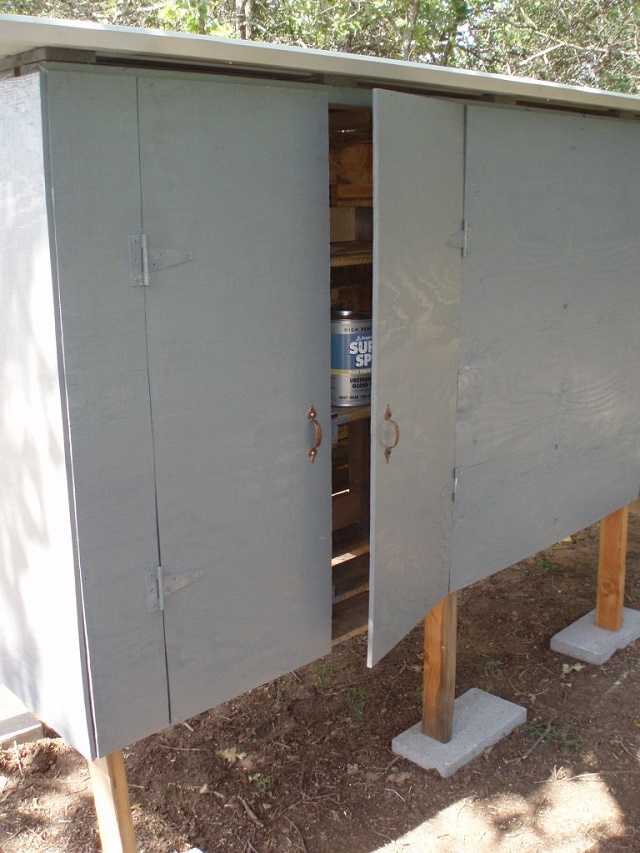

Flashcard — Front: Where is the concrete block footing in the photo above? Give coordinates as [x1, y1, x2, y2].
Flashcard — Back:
[550, 608, 640, 665]
[391, 688, 526, 778]
[0, 684, 43, 748]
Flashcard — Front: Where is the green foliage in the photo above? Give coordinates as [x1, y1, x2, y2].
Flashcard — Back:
[520, 721, 579, 749]
[311, 660, 332, 689]
[253, 773, 274, 790]
[347, 686, 367, 723]
[462, 0, 640, 93]
[538, 555, 554, 574]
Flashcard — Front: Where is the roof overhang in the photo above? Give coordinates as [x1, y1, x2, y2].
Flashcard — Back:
[1, 14, 639, 115]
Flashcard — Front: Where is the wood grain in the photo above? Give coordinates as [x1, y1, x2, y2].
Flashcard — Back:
[45, 70, 169, 756]
[596, 505, 629, 631]
[368, 90, 464, 667]
[451, 105, 640, 592]
[89, 751, 137, 853]
[422, 593, 457, 743]
[137, 77, 332, 724]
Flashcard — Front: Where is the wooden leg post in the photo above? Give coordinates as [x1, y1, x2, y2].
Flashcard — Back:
[596, 505, 629, 632]
[422, 592, 457, 743]
[88, 750, 137, 853]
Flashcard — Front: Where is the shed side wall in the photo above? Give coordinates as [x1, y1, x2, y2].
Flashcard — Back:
[0, 71, 93, 756]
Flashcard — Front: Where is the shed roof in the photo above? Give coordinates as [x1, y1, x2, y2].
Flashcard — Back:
[1, 13, 640, 116]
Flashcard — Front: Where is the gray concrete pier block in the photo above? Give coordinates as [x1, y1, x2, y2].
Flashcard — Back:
[391, 688, 526, 778]
[0, 684, 43, 748]
[550, 607, 640, 665]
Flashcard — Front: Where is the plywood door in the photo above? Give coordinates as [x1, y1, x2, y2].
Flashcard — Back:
[367, 91, 465, 666]
[450, 106, 640, 591]
[45, 71, 169, 758]
[137, 78, 332, 722]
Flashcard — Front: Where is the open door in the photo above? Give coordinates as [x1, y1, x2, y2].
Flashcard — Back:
[367, 90, 465, 666]
[137, 77, 332, 722]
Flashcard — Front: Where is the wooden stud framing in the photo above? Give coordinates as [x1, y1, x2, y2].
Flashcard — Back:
[596, 504, 629, 632]
[88, 750, 137, 853]
[422, 592, 457, 743]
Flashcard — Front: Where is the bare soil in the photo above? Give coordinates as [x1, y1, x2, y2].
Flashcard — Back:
[1, 516, 639, 853]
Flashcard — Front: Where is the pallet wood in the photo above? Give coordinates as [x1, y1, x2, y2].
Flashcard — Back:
[332, 591, 369, 645]
[422, 593, 457, 743]
[332, 553, 369, 603]
[331, 526, 369, 564]
[88, 751, 137, 853]
[332, 418, 370, 531]
[596, 505, 629, 631]
[330, 241, 373, 267]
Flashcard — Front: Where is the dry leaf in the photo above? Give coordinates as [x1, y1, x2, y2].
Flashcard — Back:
[217, 747, 246, 765]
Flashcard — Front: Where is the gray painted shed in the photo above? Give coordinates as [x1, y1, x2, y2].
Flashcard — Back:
[1, 15, 639, 761]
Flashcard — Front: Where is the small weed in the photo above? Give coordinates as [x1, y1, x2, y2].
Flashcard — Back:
[253, 775, 274, 791]
[484, 659, 504, 677]
[538, 556, 554, 573]
[273, 678, 294, 711]
[348, 687, 367, 723]
[520, 722, 578, 749]
[312, 661, 332, 689]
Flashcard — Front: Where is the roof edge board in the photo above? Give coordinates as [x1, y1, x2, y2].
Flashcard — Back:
[1, 14, 640, 115]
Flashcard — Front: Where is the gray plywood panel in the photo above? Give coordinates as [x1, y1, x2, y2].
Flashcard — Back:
[45, 71, 169, 756]
[0, 73, 93, 758]
[137, 77, 332, 722]
[368, 91, 464, 666]
[451, 106, 640, 591]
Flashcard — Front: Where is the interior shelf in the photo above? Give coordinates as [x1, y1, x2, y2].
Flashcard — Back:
[331, 590, 369, 645]
[332, 553, 368, 603]
[331, 404, 371, 427]
[330, 241, 373, 267]
[331, 524, 370, 644]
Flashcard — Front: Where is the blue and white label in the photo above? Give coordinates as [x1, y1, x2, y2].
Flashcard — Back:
[331, 319, 372, 406]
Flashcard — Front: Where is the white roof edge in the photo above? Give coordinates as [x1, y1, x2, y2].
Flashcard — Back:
[1, 13, 640, 113]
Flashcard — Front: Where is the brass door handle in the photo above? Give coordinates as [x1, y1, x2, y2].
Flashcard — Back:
[383, 404, 400, 463]
[307, 404, 323, 462]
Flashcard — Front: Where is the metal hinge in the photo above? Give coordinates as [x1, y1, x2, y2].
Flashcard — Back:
[146, 566, 204, 612]
[130, 233, 194, 286]
[446, 220, 469, 258]
[453, 467, 462, 501]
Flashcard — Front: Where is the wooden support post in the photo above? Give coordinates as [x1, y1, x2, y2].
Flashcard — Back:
[88, 750, 137, 853]
[422, 592, 457, 743]
[596, 504, 629, 632]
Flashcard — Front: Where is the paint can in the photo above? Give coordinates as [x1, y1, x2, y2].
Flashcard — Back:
[331, 310, 372, 407]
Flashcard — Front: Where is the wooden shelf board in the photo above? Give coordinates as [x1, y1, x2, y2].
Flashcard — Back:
[332, 553, 369, 603]
[332, 524, 369, 563]
[330, 241, 373, 267]
[331, 405, 371, 427]
[332, 591, 369, 645]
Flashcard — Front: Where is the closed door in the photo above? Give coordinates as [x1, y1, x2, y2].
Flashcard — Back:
[451, 105, 640, 591]
[137, 77, 332, 723]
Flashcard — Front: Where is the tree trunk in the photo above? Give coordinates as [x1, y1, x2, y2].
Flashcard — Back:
[236, 0, 253, 40]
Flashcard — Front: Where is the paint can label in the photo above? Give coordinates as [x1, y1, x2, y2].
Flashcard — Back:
[331, 312, 372, 407]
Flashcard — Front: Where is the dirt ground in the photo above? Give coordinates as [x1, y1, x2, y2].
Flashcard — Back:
[1, 515, 639, 853]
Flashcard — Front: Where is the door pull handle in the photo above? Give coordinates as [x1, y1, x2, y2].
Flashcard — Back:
[383, 404, 400, 463]
[307, 404, 323, 462]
